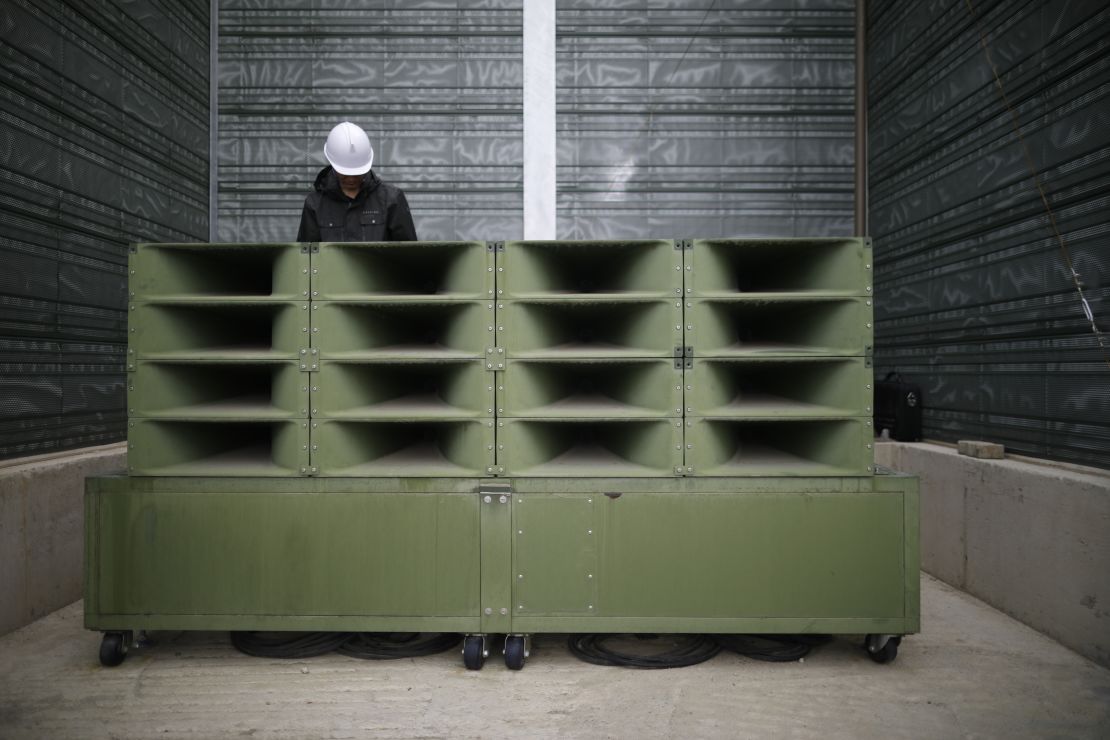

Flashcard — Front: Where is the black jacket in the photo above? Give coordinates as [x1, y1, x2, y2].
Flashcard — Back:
[296, 166, 417, 242]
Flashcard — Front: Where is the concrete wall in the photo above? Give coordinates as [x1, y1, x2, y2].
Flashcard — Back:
[0, 444, 126, 636]
[876, 441, 1110, 668]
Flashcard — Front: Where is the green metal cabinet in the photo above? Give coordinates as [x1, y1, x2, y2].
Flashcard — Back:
[86, 474, 918, 637]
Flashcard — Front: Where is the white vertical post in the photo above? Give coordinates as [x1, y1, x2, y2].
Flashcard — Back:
[209, 0, 219, 241]
[523, 0, 556, 239]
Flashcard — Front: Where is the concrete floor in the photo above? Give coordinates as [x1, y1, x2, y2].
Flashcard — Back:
[0, 575, 1107, 740]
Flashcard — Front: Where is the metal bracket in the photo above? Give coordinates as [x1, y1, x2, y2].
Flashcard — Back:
[487, 241, 505, 252]
[864, 345, 873, 368]
[298, 348, 318, 371]
[674, 239, 693, 250]
[484, 347, 505, 371]
[673, 346, 694, 369]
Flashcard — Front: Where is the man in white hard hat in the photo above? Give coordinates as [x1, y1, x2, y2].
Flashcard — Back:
[296, 122, 417, 242]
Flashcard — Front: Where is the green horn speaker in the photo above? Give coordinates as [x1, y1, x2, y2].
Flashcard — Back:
[129, 242, 308, 300]
[314, 241, 491, 299]
[688, 297, 871, 357]
[500, 300, 681, 358]
[129, 302, 306, 359]
[127, 419, 309, 476]
[688, 358, 870, 417]
[498, 419, 683, 477]
[499, 359, 683, 418]
[312, 419, 495, 477]
[500, 239, 681, 297]
[686, 418, 872, 476]
[128, 361, 307, 419]
[690, 237, 871, 294]
[315, 301, 493, 359]
[314, 360, 492, 419]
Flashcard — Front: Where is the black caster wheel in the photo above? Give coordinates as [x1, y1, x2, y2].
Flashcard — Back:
[504, 635, 527, 671]
[99, 632, 128, 667]
[462, 635, 486, 671]
[865, 634, 901, 664]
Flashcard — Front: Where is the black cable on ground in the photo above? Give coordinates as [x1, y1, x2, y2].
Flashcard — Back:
[715, 634, 831, 662]
[568, 634, 721, 668]
[337, 632, 462, 660]
[230, 631, 350, 659]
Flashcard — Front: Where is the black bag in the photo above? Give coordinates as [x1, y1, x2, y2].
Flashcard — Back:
[874, 371, 922, 441]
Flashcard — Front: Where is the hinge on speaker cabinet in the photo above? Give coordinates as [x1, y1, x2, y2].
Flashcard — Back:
[487, 241, 505, 252]
[298, 348, 318, 371]
[484, 347, 505, 371]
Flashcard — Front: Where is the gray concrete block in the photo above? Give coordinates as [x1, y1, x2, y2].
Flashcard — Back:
[0, 445, 126, 636]
[881, 442, 1110, 668]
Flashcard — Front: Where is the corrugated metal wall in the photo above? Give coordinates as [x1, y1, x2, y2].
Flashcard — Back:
[217, 1, 857, 243]
[0, 0, 210, 459]
[556, 0, 857, 239]
[869, 0, 1110, 468]
[216, 1, 524, 242]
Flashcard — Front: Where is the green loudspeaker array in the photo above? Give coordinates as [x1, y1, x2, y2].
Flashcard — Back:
[126, 243, 312, 476]
[684, 238, 874, 476]
[125, 238, 875, 478]
[496, 240, 684, 476]
[311, 241, 495, 476]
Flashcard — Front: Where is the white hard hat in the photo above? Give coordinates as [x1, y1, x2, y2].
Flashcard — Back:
[324, 121, 374, 175]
